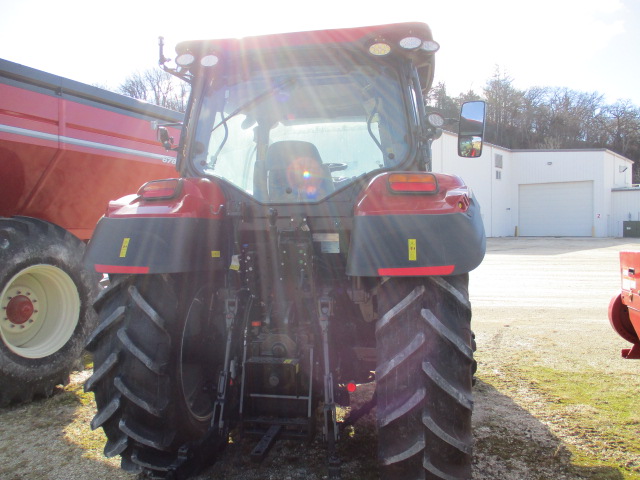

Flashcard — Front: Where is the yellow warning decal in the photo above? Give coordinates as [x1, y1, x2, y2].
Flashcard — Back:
[283, 359, 300, 373]
[119, 238, 130, 258]
[211, 250, 221, 258]
[408, 239, 417, 261]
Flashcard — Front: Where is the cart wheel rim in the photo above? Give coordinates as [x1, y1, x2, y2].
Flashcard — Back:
[1, 264, 80, 358]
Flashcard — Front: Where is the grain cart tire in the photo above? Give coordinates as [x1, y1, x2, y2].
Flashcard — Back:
[376, 275, 474, 480]
[0, 216, 98, 406]
[85, 274, 235, 479]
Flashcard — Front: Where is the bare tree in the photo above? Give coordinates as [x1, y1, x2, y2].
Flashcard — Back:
[603, 100, 640, 156]
[483, 67, 524, 148]
[118, 69, 189, 112]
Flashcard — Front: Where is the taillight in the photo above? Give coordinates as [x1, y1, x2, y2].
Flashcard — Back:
[138, 178, 182, 200]
[388, 173, 438, 193]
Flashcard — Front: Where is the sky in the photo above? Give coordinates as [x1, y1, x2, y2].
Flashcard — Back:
[1, 0, 639, 106]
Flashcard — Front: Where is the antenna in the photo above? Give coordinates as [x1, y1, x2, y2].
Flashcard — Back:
[158, 36, 169, 66]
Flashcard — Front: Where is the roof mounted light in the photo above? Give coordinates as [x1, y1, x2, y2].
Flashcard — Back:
[368, 41, 391, 56]
[175, 52, 195, 67]
[200, 54, 219, 67]
[421, 40, 440, 53]
[399, 36, 423, 50]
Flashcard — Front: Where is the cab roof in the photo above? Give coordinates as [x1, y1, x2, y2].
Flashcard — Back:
[174, 22, 437, 90]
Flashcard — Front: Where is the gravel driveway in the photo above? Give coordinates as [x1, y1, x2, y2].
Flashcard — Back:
[1, 237, 638, 479]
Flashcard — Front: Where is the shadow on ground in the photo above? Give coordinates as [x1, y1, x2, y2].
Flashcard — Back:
[473, 379, 625, 480]
[0, 374, 628, 480]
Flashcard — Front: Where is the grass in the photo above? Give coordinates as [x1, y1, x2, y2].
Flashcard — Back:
[479, 364, 640, 480]
[522, 366, 640, 478]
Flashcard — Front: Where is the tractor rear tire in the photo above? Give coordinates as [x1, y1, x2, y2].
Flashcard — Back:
[0, 217, 98, 406]
[375, 275, 474, 480]
[85, 274, 234, 479]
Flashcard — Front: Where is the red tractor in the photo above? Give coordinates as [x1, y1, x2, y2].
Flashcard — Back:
[609, 251, 640, 359]
[84, 23, 486, 479]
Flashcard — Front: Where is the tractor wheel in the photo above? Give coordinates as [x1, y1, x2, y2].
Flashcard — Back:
[0, 217, 98, 406]
[85, 274, 235, 478]
[375, 275, 474, 480]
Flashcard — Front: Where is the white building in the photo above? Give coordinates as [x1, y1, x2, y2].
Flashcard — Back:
[432, 131, 637, 237]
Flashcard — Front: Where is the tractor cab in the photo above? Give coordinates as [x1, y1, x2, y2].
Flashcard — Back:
[161, 23, 458, 204]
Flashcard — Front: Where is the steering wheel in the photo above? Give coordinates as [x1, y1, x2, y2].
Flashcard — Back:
[325, 163, 348, 172]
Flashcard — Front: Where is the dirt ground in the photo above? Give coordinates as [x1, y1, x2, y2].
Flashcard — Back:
[1, 237, 639, 479]
[469, 237, 640, 480]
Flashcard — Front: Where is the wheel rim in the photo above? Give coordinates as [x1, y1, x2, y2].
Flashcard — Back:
[1, 264, 80, 358]
[179, 290, 220, 422]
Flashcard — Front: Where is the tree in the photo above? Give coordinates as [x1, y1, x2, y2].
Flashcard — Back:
[118, 69, 189, 112]
[425, 82, 459, 119]
[456, 89, 483, 104]
[603, 101, 640, 157]
[482, 68, 526, 149]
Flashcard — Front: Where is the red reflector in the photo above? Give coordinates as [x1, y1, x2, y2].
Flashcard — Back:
[94, 264, 150, 274]
[388, 173, 438, 193]
[347, 382, 357, 393]
[139, 179, 181, 199]
[378, 265, 455, 276]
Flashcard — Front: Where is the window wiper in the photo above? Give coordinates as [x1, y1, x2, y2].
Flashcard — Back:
[210, 77, 297, 134]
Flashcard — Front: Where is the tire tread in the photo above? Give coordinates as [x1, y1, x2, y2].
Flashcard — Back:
[376, 276, 473, 480]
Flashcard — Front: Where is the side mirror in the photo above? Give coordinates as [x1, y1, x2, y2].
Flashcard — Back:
[157, 126, 175, 151]
[458, 101, 486, 158]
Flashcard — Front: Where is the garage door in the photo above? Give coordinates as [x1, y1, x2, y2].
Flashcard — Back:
[519, 181, 593, 236]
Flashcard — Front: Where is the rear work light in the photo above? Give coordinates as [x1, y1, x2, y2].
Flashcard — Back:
[388, 173, 438, 193]
[138, 178, 182, 200]
[368, 40, 391, 56]
[399, 36, 423, 50]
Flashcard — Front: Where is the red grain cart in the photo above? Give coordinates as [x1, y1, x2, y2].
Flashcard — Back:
[0, 58, 182, 405]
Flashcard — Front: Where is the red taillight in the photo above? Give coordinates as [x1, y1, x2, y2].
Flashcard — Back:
[138, 179, 182, 200]
[388, 173, 438, 193]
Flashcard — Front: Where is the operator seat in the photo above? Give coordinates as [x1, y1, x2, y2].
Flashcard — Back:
[264, 140, 334, 202]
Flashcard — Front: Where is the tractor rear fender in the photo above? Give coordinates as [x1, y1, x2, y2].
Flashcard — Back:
[346, 172, 486, 277]
[84, 178, 227, 274]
